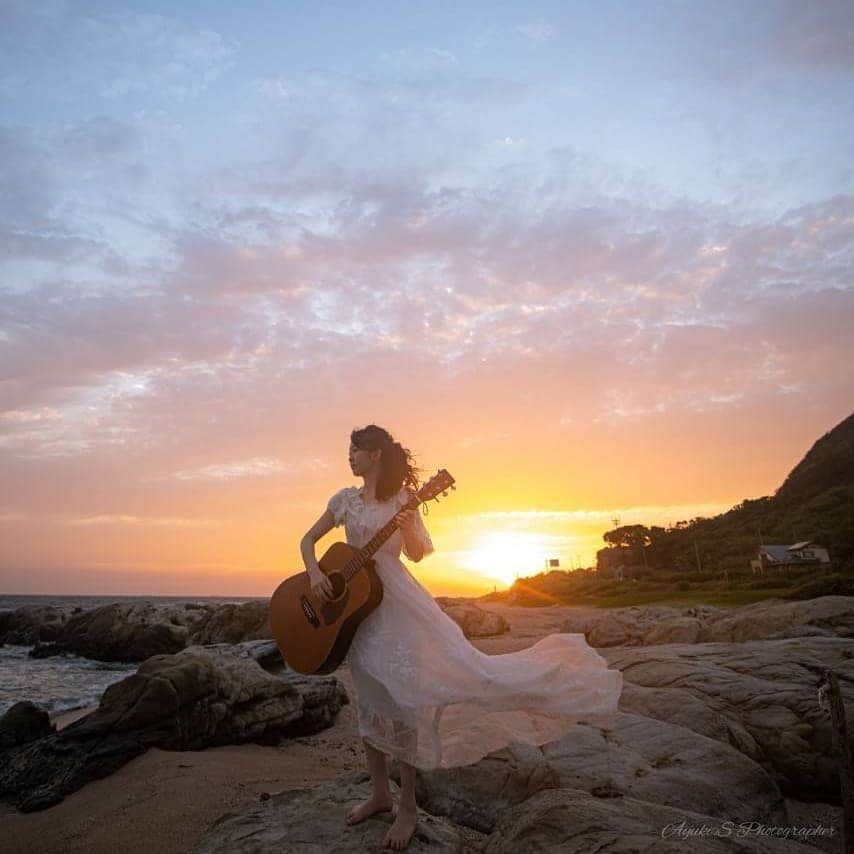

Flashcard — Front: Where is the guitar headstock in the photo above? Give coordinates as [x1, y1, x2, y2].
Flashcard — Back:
[416, 469, 456, 504]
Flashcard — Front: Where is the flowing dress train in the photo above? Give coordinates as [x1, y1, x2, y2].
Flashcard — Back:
[326, 485, 623, 770]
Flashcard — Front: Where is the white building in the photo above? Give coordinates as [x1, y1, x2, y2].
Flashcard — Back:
[750, 541, 831, 575]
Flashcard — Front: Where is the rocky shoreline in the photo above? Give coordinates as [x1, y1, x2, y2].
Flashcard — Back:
[0, 599, 272, 662]
[1, 594, 851, 852]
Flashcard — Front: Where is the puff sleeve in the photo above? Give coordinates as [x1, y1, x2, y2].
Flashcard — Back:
[402, 498, 435, 560]
[326, 487, 352, 527]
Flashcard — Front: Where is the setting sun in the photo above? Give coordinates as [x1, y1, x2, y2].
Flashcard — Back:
[461, 532, 549, 587]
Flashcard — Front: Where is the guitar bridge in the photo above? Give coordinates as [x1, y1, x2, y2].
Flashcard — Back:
[300, 595, 320, 627]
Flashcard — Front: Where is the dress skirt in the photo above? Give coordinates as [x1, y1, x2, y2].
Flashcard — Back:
[326, 485, 623, 770]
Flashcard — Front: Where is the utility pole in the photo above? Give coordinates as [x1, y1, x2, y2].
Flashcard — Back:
[694, 540, 702, 573]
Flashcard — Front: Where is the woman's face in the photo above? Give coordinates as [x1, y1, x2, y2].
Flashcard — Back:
[349, 441, 379, 476]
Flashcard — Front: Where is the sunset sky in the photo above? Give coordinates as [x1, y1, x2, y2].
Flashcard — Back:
[2, 1, 853, 597]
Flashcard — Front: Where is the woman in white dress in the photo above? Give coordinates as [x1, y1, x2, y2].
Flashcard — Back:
[300, 424, 623, 850]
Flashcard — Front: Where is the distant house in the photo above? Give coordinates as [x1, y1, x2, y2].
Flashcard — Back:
[750, 541, 831, 575]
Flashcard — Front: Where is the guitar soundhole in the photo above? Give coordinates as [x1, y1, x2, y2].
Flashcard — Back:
[328, 572, 346, 600]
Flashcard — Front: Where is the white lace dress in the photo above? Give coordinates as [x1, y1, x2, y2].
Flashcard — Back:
[326, 485, 623, 770]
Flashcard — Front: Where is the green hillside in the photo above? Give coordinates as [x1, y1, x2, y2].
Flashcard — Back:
[489, 411, 854, 607]
[628, 410, 854, 578]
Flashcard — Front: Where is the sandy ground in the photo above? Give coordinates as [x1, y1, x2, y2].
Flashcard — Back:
[0, 603, 841, 853]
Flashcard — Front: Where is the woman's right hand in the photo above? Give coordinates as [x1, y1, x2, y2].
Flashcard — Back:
[308, 568, 334, 603]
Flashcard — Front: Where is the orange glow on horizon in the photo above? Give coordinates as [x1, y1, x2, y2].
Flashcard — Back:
[458, 531, 550, 587]
[0, 492, 743, 597]
[0, 415, 765, 597]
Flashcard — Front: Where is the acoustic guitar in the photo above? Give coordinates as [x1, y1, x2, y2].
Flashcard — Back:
[269, 469, 456, 674]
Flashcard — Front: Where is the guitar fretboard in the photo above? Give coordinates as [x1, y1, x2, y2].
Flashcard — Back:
[342, 493, 421, 580]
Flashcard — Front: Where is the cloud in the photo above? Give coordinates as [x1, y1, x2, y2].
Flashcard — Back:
[379, 47, 459, 73]
[65, 514, 219, 527]
[0, 36, 851, 541]
[473, 20, 557, 49]
[0, 125, 103, 264]
[2, 4, 853, 592]
[514, 20, 556, 44]
[0, 171, 854, 407]
[0, 8, 238, 104]
[171, 457, 293, 480]
[474, 502, 735, 525]
[0, 116, 181, 272]
[3, 181, 853, 468]
[773, 0, 854, 69]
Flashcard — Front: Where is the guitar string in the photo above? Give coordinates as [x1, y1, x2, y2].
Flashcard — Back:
[339, 474, 451, 579]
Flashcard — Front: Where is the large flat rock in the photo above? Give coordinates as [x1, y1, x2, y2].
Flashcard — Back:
[482, 787, 823, 853]
[557, 596, 854, 647]
[390, 711, 786, 834]
[193, 770, 479, 853]
[603, 636, 854, 800]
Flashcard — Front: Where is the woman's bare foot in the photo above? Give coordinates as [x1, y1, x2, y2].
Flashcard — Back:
[382, 803, 416, 849]
[345, 791, 395, 825]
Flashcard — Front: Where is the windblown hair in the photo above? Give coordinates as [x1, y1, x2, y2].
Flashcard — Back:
[351, 424, 422, 502]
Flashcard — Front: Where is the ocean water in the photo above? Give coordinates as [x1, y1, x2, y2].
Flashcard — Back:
[0, 594, 265, 719]
[0, 644, 139, 718]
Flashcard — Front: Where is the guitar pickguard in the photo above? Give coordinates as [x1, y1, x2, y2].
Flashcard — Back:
[320, 588, 351, 624]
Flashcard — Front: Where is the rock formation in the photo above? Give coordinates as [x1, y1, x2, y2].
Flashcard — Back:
[0, 701, 56, 750]
[20, 600, 275, 662]
[559, 596, 853, 647]
[436, 598, 510, 637]
[0, 642, 347, 812]
[606, 636, 853, 800]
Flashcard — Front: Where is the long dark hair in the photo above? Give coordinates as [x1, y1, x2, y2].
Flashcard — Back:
[351, 424, 422, 502]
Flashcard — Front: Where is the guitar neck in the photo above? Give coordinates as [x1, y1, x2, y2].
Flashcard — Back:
[364, 494, 421, 558]
[342, 493, 422, 580]
[338, 469, 454, 581]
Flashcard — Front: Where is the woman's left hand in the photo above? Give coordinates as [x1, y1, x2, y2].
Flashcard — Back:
[395, 506, 418, 531]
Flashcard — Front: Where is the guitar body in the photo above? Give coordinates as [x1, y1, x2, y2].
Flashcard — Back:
[269, 468, 455, 676]
[269, 541, 384, 674]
